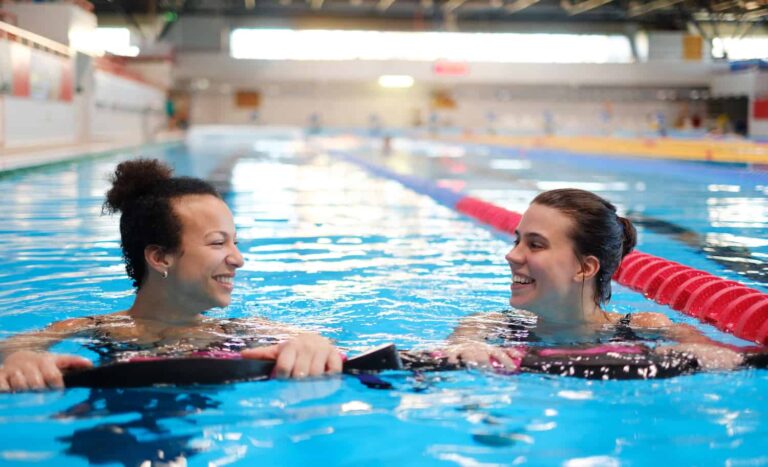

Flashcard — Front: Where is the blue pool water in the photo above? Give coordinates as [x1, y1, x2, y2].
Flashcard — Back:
[0, 134, 767, 465]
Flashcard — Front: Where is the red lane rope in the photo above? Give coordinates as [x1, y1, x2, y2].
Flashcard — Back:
[455, 196, 768, 345]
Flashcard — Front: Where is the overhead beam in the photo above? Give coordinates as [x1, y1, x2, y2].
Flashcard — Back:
[710, 0, 740, 12]
[742, 7, 768, 19]
[443, 0, 469, 12]
[505, 0, 541, 14]
[628, 0, 684, 17]
[377, 0, 397, 11]
[560, 0, 614, 16]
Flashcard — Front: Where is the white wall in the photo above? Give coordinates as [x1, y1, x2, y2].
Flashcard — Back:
[90, 70, 166, 142]
[2, 96, 77, 146]
[0, 68, 167, 146]
[4, 2, 96, 47]
[188, 82, 694, 134]
[711, 70, 757, 97]
[179, 51, 720, 132]
[0, 18, 168, 148]
[126, 60, 174, 89]
[753, 120, 768, 139]
[190, 87, 422, 127]
[710, 69, 768, 137]
[453, 98, 689, 135]
[176, 53, 724, 87]
[646, 32, 711, 61]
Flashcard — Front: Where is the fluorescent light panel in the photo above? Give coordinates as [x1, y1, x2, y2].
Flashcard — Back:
[378, 75, 414, 88]
[230, 29, 633, 63]
[70, 27, 140, 57]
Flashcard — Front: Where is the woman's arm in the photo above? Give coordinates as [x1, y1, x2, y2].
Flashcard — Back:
[0, 318, 95, 391]
[629, 312, 739, 346]
[0, 317, 96, 360]
[630, 312, 747, 369]
[447, 312, 509, 344]
[225, 316, 306, 340]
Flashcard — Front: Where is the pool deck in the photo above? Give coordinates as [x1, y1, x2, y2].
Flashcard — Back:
[459, 134, 768, 165]
[0, 132, 185, 173]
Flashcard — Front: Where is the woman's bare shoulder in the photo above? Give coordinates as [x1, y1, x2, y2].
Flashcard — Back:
[626, 312, 673, 328]
[223, 316, 302, 336]
[47, 311, 129, 333]
[463, 311, 509, 322]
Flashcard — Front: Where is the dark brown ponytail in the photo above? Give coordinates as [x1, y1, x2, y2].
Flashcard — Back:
[618, 216, 637, 259]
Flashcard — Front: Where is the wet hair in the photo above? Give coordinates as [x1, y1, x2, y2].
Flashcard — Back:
[532, 188, 637, 305]
[103, 159, 220, 289]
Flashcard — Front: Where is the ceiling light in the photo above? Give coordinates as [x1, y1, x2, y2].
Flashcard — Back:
[378, 75, 414, 88]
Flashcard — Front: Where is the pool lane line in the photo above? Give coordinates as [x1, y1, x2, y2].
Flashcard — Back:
[331, 150, 768, 346]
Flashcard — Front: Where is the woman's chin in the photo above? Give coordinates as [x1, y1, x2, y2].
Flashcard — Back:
[509, 296, 530, 309]
[206, 295, 231, 310]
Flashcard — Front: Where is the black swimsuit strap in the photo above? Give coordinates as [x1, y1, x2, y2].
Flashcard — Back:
[611, 313, 641, 342]
[618, 313, 633, 326]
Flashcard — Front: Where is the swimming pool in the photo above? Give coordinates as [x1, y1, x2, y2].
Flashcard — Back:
[0, 132, 766, 465]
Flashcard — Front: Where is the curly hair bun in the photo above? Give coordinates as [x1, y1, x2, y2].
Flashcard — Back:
[104, 159, 173, 213]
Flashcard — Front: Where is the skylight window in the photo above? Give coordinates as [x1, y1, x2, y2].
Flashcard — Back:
[230, 29, 633, 64]
[712, 37, 768, 60]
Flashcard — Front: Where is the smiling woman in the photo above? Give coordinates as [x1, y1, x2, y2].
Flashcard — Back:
[446, 188, 745, 371]
[0, 159, 342, 391]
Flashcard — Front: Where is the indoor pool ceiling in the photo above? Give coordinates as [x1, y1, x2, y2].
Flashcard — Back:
[91, 0, 768, 28]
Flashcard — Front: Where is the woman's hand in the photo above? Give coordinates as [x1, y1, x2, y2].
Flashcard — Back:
[657, 343, 744, 370]
[241, 333, 343, 379]
[442, 343, 524, 373]
[0, 350, 93, 392]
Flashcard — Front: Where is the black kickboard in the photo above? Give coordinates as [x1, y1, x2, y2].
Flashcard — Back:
[65, 343, 402, 388]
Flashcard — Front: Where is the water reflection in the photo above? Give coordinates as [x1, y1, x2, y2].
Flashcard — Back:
[55, 388, 219, 466]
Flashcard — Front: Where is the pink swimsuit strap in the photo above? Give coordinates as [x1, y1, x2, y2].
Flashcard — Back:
[537, 344, 645, 357]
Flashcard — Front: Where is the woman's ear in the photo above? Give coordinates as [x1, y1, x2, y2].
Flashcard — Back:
[144, 245, 174, 276]
[575, 255, 600, 281]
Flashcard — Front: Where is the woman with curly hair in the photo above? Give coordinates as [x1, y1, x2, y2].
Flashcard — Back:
[0, 159, 341, 391]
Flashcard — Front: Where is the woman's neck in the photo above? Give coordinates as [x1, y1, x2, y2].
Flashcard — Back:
[128, 284, 203, 327]
[532, 299, 608, 328]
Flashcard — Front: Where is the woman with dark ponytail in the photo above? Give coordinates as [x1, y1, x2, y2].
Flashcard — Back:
[446, 188, 742, 370]
[0, 159, 341, 391]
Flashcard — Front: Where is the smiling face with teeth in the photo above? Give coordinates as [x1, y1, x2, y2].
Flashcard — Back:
[506, 203, 599, 321]
[162, 194, 244, 314]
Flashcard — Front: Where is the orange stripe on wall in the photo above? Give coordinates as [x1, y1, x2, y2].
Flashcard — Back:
[59, 57, 73, 102]
[10, 42, 30, 97]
